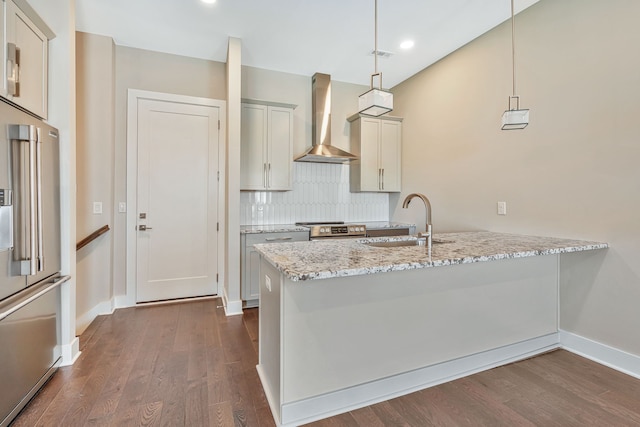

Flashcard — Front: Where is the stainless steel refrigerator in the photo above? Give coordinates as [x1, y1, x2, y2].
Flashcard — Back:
[0, 98, 69, 427]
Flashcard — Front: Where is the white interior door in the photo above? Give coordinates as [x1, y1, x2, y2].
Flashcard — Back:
[136, 98, 220, 302]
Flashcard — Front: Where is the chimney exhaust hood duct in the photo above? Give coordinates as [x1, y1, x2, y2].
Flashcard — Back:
[294, 73, 358, 164]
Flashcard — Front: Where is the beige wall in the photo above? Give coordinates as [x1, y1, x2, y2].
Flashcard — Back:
[391, 0, 640, 356]
[75, 32, 114, 331]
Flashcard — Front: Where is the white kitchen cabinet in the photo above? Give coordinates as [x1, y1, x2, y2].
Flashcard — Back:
[240, 101, 295, 191]
[0, 4, 3, 98]
[2, 0, 54, 119]
[349, 114, 403, 192]
[241, 230, 308, 307]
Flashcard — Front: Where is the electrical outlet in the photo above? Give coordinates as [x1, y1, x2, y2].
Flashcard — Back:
[119, 202, 127, 213]
[497, 201, 507, 215]
[93, 202, 103, 214]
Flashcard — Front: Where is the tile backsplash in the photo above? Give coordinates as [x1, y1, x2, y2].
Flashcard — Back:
[240, 162, 389, 225]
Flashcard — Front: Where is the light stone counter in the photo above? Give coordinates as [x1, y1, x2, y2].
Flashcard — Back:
[240, 224, 309, 234]
[361, 221, 415, 229]
[254, 231, 608, 281]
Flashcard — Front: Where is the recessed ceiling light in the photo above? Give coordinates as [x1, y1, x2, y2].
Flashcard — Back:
[400, 40, 415, 50]
[201, 0, 216, 4]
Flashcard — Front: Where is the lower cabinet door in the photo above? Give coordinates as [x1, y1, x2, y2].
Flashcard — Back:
[246, 246, 262, 307]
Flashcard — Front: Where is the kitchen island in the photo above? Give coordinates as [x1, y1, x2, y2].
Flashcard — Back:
[255, 232, 607, 426]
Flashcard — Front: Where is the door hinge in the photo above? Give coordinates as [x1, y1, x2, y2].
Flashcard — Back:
[217, 222, 219, 231]
[217, 171, 220, 181]
[216, 273, 219, 282]
[218, 120, 220, 130]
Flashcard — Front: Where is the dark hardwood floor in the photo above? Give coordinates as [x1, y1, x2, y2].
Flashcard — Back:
[12, 299, 640, 426]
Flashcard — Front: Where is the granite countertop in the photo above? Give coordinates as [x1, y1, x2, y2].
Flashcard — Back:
[254, 231, 608, 281]
[240, 224, 310, 234]
[361, 221, 414, 229]
[240, 222, 413, 234]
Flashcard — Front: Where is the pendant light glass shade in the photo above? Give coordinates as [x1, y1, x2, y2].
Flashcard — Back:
[359, 0, 393, 117]
[501, 96, 529, 130]
[359, 86, 393, 116]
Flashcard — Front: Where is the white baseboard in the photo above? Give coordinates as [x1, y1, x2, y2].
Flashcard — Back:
[60, 337, 81, 366]
[221, 288, 243, 316]
[279, 333, 560, 426]
[114, 294, 131, 309]
[257, 365, 282, 426]
[76, 299, 116, 335]
[559, 330, 640, 379]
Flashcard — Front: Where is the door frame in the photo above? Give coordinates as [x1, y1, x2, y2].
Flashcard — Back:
[125, 89, 227, 306]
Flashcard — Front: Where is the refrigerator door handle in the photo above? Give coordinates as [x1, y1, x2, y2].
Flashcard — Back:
[26, 129, 37, 275]
[36, 128, 44, 272]
[9, 125, 38, 276]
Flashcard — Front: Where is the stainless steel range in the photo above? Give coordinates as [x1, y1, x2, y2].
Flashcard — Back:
[295, 221, 367, 240]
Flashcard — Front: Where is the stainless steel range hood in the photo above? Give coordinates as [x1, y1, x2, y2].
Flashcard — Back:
[294, 73, 358, 164]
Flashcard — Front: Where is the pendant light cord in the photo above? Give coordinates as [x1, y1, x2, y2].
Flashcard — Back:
[374, 0, 378, 76]
[511, 0, 516, 97]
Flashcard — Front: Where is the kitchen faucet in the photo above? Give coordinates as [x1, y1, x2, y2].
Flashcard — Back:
[402, 193, 432, 252]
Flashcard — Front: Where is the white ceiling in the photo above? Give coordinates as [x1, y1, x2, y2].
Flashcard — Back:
[75, 0, 539, 88]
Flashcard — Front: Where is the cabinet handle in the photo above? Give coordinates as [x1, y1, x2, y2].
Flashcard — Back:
[268, 163, 271, 188]
[381, 168, 385, 190]
[263, 163, 267, 188]
[265, 236, 293, 242]
[6, 43, 19, 97]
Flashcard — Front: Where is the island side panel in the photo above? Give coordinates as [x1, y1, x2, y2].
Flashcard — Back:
[281, 255, 559, 404]
[257, 258, 283, 422]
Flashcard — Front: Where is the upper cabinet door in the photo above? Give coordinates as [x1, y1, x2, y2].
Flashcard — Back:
[379, 120, 402, 192]
[240, 103, 268, 190]
[4, 0, 50, 119]
[240, 102, 294, 191]
[267, 106, 293, 190]
[359, 117, 382, 192]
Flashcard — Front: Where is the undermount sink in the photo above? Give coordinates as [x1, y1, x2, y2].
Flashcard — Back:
[365, 238, 453, 248]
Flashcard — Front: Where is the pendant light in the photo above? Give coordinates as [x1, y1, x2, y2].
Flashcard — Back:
[501, 0, 529, 130]
[358, 0, 393, 116]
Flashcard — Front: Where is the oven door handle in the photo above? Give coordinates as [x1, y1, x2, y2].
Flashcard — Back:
[265, 236, 293, 242]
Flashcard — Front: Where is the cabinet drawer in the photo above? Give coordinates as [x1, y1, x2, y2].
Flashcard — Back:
[246, 231, 309, 246]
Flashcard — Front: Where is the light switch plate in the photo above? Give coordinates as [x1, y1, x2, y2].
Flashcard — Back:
[119, 202, 126, 213]
[497, 201, 507, 215]
[93, 202, 103, 214]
